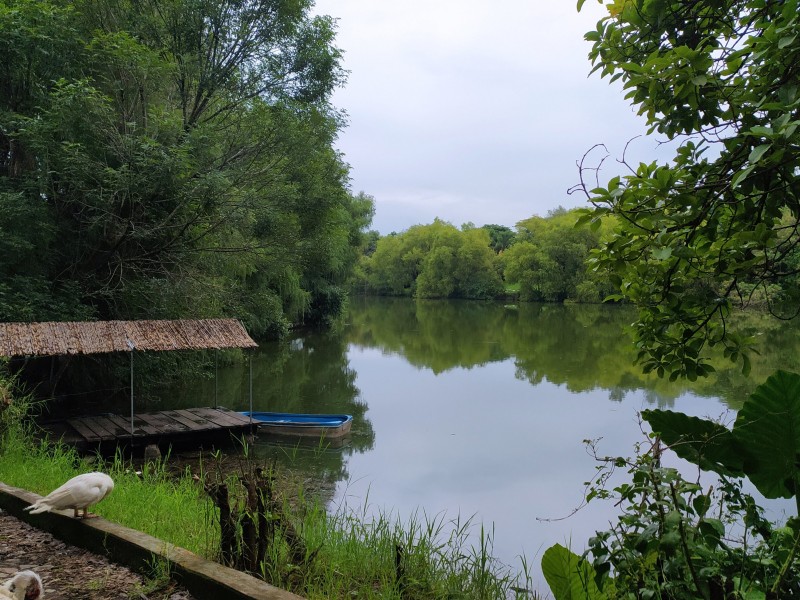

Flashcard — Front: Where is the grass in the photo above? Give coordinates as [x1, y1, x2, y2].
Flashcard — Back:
[0, 401, 538, 599]
[291, 500, 536, 598]
[0, 424, 218, 556]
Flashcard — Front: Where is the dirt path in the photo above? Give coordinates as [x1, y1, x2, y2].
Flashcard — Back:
[0, 510, 196, 599]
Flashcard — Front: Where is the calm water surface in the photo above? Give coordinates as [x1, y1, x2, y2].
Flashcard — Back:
[169, 298, 800, 590]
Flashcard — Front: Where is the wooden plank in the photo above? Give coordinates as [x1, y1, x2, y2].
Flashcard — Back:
[128, 416, 160, 436]
[190, 408, 250, 428]
[137, 412, 175, 430]
[92, 415, 131, 437]
[159, 410, 208, 431]
[82, 416, 118, 440]
[70, 417, 104, 440]
[187, 408, 237, 428]
[216, 408, 255, 426]
[43, 407, 256, 451]
[104, 414, 141, 436]
[66, 419, 102, 443]
[138, 412, 188, 434]
[165, 409, 215, 431]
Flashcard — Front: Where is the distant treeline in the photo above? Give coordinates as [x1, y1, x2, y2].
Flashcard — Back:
[353, 208, 620, 303]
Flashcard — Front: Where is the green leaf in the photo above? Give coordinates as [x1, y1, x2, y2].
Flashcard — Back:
[642, 409, 746, 476]
[541, 543, 607, 600]
[692, 494, 711, 517]
[748, 125, 773, 137]
[732, 165, 755, 188]
[748, 144, 770, 163]
[733, 370, 800, 499]
[651, 247, 672, 260]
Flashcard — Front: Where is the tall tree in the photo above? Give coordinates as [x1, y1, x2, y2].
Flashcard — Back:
[503, 209, 611, 303]
[577, 0, 800, 379]
[0, 0, 369, 337]
[364, 220, 502, 299]
[481, 224, 516, 253]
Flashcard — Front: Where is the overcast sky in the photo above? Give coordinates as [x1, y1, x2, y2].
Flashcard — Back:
[312, 1, 669, 235]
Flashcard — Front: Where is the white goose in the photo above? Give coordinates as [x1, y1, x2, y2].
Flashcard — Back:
[0, 570, 44, 599]
[24, 472, 114, 519]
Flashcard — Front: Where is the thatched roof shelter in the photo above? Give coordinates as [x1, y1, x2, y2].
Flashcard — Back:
[0, 319, 258, 357]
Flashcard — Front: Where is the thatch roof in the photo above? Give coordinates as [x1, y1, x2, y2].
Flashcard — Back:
[0, 319, 258, 357]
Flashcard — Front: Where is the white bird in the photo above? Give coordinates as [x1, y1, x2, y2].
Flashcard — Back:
[0, 570, 44, 599]
[24, 472, 114, 519]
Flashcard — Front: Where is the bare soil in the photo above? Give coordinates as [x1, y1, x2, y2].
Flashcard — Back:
[0, 510, 196, 600]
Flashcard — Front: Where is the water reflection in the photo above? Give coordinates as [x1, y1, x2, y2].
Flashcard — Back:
[171, 297, 800, 591]
[167, 329, 377, 497]
[347, 297, 800, 409]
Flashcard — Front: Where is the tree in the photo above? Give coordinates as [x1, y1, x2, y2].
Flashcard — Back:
[576, 0, 800, 379]
[364, 220, 502, 299]
[502, 209, 612, 302]
[0, 0, 368, 337]
[481, 224, 516, 253]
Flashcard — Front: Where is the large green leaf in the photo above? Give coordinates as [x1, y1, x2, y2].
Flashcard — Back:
[642, 409, 746, 476]
[541, 543, 606, 600]
[734, 370, 800, 499]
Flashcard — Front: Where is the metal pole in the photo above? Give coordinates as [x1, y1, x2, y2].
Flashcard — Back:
[214, 349, 218, 409]
[127, 340, 135, 436]
[248, 351, 253, 425]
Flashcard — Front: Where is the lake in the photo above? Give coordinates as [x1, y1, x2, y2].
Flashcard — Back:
[166, 297, 800, 591]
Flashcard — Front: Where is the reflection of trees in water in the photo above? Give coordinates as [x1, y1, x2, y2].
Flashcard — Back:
[346, 297, 800, 411]
[162, 299, 800, 506]
[173, 442, 344, 510]
[250, 440, 352, 507]
[165, 328, 376, 494]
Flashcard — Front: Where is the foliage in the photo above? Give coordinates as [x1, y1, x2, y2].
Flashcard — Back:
[482, 224, 517, 253]
[542, 369, 800, 599]
[359, 211, 618, 303]
[576, 0, 800, 379]
[0, 366, 31, 438]
[502, 209, 616, 303]
[543, 439, 799, 599]
[361, 219, 503, 300]
[0, 0, 372, 339]
[643, 369, 800, 507]
[541, 543, 605, 600]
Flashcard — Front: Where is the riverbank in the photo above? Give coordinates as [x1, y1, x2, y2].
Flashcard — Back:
[0, 418, 537, 599]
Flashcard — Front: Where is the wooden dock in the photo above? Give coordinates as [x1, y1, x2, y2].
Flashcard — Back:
[40, 407, 257, 452]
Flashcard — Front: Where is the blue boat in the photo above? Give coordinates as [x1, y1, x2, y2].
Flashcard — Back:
[240, 411, 353, 438]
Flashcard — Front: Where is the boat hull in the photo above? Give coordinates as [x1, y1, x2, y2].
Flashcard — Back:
[240, 411, 353, 439]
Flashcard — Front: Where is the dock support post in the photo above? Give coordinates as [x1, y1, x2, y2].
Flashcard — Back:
[127, 340, 135, 437]
[248, 351, 253, 425]
[214, 349, 218, 409]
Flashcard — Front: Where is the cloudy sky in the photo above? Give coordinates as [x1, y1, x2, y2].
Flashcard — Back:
[312, 1, 669, 235]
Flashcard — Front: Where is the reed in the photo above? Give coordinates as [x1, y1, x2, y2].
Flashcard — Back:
[286, 495, 536, 599]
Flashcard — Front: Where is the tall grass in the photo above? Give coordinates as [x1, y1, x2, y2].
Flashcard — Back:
[290, 498, 536, 599]
[218, 456, 538, 599]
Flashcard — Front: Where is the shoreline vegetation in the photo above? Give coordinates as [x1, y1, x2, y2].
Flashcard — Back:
[0, 387, 537, 600]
